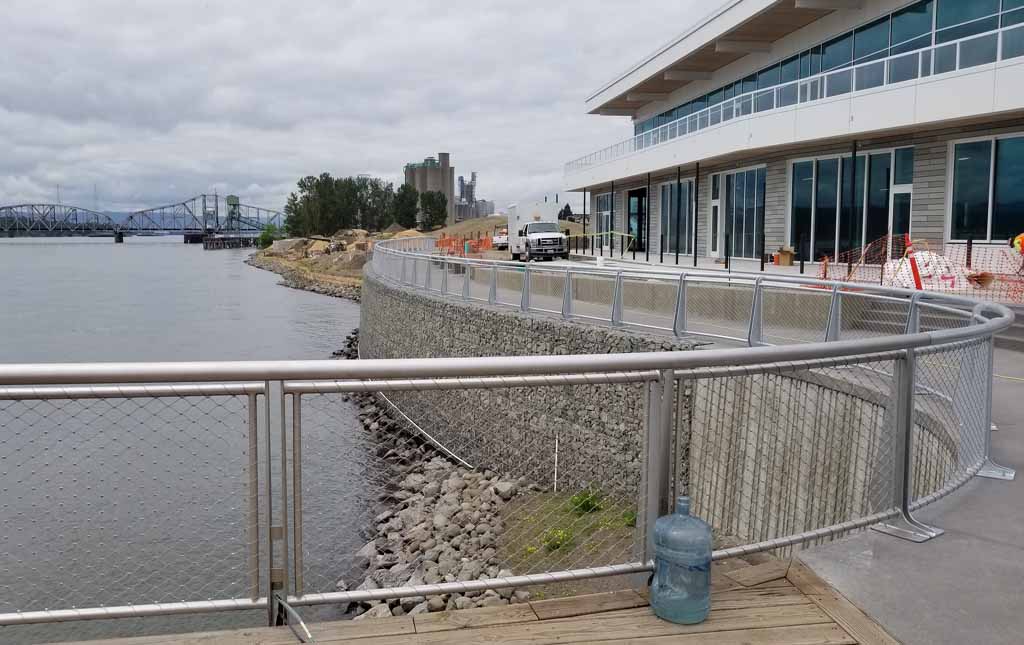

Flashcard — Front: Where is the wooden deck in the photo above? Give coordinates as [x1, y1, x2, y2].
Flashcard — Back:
[62, 560, 899, 645]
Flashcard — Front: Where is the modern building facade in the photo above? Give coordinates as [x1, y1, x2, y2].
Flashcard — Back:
[404, 153, 455, 226]
[565, 0, 1024, 266]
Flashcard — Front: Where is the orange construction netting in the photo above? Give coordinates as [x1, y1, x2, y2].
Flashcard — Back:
[817, 234, 1024, 304]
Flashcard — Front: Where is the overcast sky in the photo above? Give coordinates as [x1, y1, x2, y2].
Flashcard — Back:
[1, 0, 706, 213]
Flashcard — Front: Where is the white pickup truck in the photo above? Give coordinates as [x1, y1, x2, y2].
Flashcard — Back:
[507, 200, 568, 262]
[491, 228, 508, 250]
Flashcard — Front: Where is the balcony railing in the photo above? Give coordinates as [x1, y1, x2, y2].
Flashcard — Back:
[566, 23, 1024, 174]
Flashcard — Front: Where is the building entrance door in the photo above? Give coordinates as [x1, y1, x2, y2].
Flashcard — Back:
[627, 188, 647, 254]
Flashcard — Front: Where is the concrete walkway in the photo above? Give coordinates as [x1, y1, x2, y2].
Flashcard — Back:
[800, 347, 1024, 645]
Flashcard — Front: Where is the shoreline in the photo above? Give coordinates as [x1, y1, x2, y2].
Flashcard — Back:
[245, 250, 362, 302]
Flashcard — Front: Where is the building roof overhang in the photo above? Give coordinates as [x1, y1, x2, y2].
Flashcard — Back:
[586, 0, 847, 117]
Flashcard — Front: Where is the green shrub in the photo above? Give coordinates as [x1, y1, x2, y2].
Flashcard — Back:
[622, 510, 637, 527]
[541, 528, 574, 551]
[257, 223, 281, 248]
[569, 488, 603, 515]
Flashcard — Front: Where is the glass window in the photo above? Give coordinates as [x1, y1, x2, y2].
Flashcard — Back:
[712, 174, 720, 200]
[888, 51, 921, 83]
[1004, 24, 1024, 58]
[936, 15, 999, 42]
[826, 69, 852, 96]
[815, 159, 839, 260]
[781, 56, 799, 83]
[800, 51, 812, 78]
[894, 148, 915, 184]
[992, 136, 1024, 240]
[951, 140, 993, 239]
[1006, 0, 1024, 10]
[1004, 8, 1024, 27]
[892, 193, 912, 255]
[708, 89, 724, 107]
[791, 161, 814, 259]
[692, 96, 706, 112]
[959, 33, 999, 67]
[856, 61, 886, 90]
[839, 155, 866, 254]
[855, 17, 890, 60]
[755, 89, 775, 112]
[865, 153, 892, 245]
[778, 83, 798, 107]
[891, 34, 932, 55]
[723, 84, 735, 101]
[892, 1, 934, 46]
[934, 43, 957, 73]
[821, 32, 853, 71]
[740, 75, 756, 95]
[810, 46, 822, 76]
[744, 170, 756, 258]
[758, 64, 780, 89]
[936, 0, 998, 29]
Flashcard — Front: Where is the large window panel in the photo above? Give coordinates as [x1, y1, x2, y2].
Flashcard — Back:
[993, 137, 1024, 240]
[936, 0, 999, 29]
[936, 16, 999, 43]
[894, 148, 915, 185]
[815, 159, 839, 260]
[865, 153, 892, 246]
[839, 156, 866, 254]
[892, 0, 934, 46]
[791, 162, 814, 259]
[951, 140, 993, 239]
[892, 193, 912, 255]
[757, 64, 780, 89]
[821, 32, 853, 71]
[781, 56, 799, 83]
[959, 33, 999, 68]
[855, 17, 890, 60]
[744, 170, 756, 257]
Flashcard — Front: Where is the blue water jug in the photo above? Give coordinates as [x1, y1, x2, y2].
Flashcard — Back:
[650, 496, 711, 624]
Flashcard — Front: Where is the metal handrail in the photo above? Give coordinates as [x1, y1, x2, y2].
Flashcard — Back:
[566, 22, 1024, 174]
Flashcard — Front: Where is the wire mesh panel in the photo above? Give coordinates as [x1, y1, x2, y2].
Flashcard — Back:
[570, 272, 616, 321]
[494, 266, 524, 307]
[620, 277, 674, 330]
[466, 265, 490, 302]
[839, 292, 911, 340]
[527, 268, 566, 314]
[291, 377, 650, 607]
[684, 281, 755, 340]
[761, 285, 832, 345]
[0, 391, 261, 641]
[681, 358, 902, 553]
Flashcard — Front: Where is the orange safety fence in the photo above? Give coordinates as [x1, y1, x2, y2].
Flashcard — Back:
[818, 234, 1024, 304]
[435, 235, 493, 257]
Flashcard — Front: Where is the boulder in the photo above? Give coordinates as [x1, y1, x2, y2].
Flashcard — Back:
[353, 603, 392, 621]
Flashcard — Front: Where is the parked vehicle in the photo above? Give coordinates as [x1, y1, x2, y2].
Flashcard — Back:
[492, 227, 508, 250]
[508, 200, 568, 261]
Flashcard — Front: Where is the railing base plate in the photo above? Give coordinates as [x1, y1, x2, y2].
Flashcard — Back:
[872, 517, 943, 543]
[978, 459, 1016, 481]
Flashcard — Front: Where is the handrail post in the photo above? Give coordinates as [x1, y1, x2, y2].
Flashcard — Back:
[520, 263, 531, 312]
[873, 343, 944, 542]
[747, 278, 764, 346]
[400, 255, 407, 285]
[611, 271, 624, 326]
[291, 393, 303, 598]
[411, 255, 418, 288]
[441, 258, 448, 295]
[824, 285, 842, 341]
[488, 264, 498, 305]
[425, 257, 432, 291]
[672, 273, 687, 336]
[976, 308, 1016, 480]
[561, 267, 573, 319]
[462, 262, 471, 301]
[641, 370, 675, 565]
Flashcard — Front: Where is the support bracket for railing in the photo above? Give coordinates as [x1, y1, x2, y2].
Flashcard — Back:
[977, 329, 1016, 480]
[672, 273, 687, 336]
[824, 285, 842, 341]
[520, 263, 531, 312]
[561, 268, 573, 319]
[611, 271, 624, 326]
[873, 343, 944, 543]
[488, 264, 497, 305]
[272, 592, 315, 643]
[748, 278, 764, 346]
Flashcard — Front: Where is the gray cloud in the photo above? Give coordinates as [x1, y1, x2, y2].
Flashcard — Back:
[1, 0, 705, 213]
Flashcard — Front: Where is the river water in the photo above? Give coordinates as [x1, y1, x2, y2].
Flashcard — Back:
[0, 238, 366, 643]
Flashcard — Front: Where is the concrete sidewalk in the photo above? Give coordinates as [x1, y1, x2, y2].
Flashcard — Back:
[800, 348, 1024, 645]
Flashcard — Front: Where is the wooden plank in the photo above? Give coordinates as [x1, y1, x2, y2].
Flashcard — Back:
[747, 578, 795, 590]
[789, 560, 901, 645]
[531, 589, 647, 620]
[711, 586, 811, 611]
[406, 603, 834, 645]
[413, 602, 538, 633]
[614, 623, 857, 644]
[304, 614, 417, 643]
[724, 559, 791, 587]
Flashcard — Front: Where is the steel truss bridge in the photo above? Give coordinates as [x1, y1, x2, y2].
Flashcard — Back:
[0, 194, 285, 240]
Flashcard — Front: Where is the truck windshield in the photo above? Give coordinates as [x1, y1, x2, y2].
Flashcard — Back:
[527, 223, 560, 233]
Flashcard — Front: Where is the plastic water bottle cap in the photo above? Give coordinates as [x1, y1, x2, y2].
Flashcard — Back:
[675, 496, 690, 515]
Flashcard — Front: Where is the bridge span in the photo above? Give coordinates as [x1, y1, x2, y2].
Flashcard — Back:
[0, 194, 285, 242]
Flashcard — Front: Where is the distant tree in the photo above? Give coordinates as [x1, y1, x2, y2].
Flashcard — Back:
[361, 178, 395, 231]
[257, 223, 282, 248]
[420, 191, 448, 229]
[393, 184, 419, 229]
[558, 204, 574, 221]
